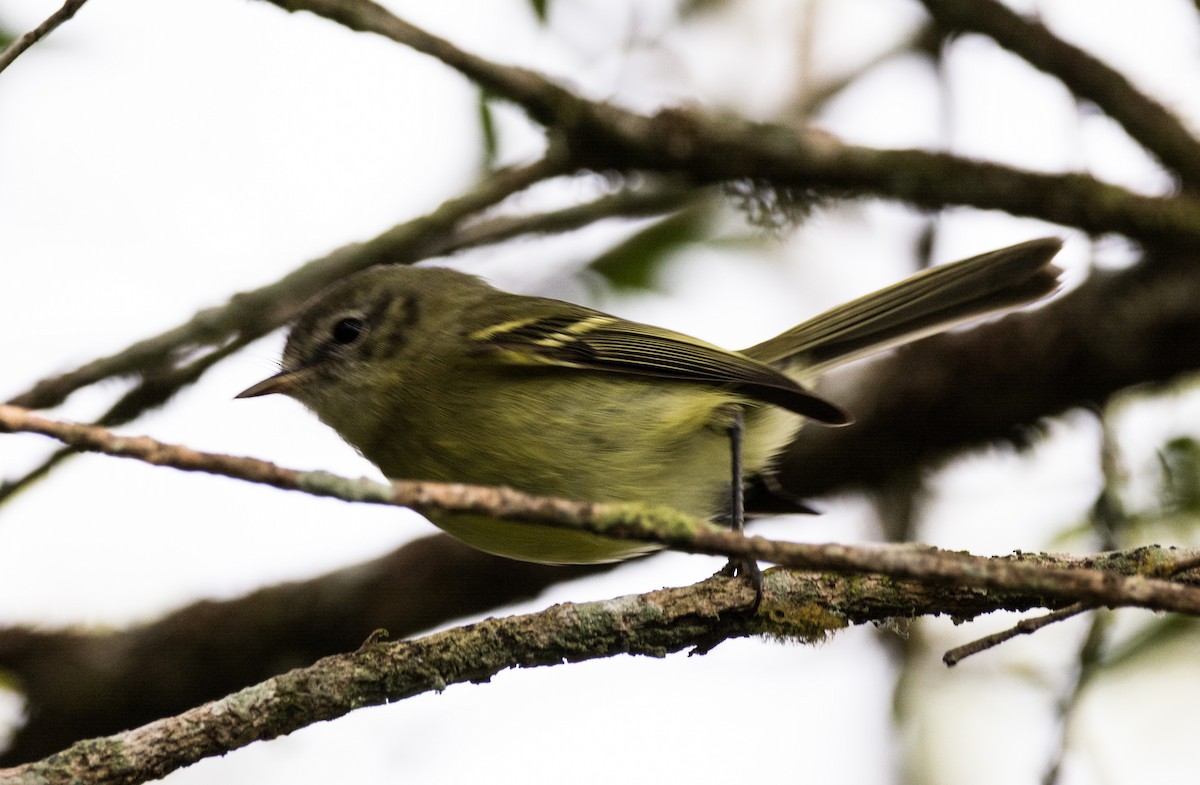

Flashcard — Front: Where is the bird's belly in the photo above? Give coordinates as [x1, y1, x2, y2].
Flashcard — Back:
[362, 373, 801, 564]
[427, 511, 663, 564]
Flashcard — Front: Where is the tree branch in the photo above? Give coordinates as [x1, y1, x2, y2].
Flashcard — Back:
[0, 535, 605, 765]
[264, 0, 1200, 246]
[265, 0, 580, 129]
[0, 575, 762, 785]
[0, 332, 253, 503]
[2, 550, 1198, 784]
[0, 0, 90, 76]
[5, 403, 1200, 615]
[449, 179, 698, 251]
[942, 602, 1090, 666]
[917, 0, 1200, 187]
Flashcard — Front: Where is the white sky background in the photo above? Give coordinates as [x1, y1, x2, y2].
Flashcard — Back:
[2, 0, 1200, 783]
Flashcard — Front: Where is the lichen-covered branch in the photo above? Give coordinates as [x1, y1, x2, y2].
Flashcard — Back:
[2, 552, 1198, 785]
[6, 403, 1200, 616]
[0, 575, 761, 785]
[0, 535, 607, 766]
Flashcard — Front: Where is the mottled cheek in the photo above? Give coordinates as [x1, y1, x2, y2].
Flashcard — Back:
[363, 294, 420, 361]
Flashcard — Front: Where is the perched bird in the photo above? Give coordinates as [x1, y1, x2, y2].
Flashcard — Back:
[239, 237, 1062, 568]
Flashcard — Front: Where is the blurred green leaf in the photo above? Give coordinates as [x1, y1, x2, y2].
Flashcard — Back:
[679, 0, 734, 18]
[587, 205, 710, 291]
[1100, 614, 1200, 671]
[1158, 436, 1200, 513]
[529, 0, 550, 24]
[477, 89, 499, 173]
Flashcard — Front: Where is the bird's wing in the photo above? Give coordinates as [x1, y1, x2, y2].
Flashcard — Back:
[468, 310, 849, 424]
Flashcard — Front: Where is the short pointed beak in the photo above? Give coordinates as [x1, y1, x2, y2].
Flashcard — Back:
[236, 371, 301, 399]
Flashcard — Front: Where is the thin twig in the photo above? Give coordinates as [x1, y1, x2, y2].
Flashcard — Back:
[943, 602, 1090, 666]
[0, 0, 90, 76]
[5, 404, 1200, 616]
[449, 181, 698, 251]
[0, 334, 253, 503]
[1165, 553, 1200, 576]
[6, 154, 567, 412]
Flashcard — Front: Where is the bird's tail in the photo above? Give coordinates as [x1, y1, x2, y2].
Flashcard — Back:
[742, 237, 1063, 377]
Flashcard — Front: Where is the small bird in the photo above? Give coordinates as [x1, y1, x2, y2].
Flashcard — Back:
[239, 238, 1062, 570]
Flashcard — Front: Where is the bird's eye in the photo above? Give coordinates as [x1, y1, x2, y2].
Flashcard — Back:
[331, 317, 365, 345]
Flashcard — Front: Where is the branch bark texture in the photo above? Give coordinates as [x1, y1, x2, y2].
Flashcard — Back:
[2, 551, 1197, 785]
[6, 405, 1200, 617]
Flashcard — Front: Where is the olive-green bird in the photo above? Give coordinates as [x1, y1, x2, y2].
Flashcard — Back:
[239, 237, 1062, 565]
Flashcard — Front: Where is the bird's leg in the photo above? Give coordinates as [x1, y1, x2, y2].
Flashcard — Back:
[729, 406, 745, 534]
[718, 406, 762, 611]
